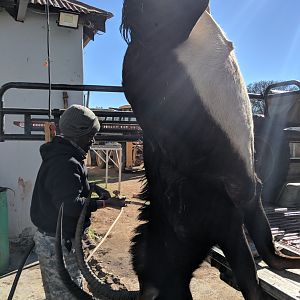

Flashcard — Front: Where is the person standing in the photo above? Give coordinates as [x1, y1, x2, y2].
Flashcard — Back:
[30, 104, 124, 299]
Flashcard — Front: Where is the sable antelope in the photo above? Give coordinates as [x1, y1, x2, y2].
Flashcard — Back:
[56, 1, 300, 299]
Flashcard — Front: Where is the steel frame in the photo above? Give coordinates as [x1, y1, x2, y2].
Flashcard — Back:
[0, 82, 142, 142]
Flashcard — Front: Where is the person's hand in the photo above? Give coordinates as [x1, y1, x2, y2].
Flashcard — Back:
[105, 196, 126, 209]
[90, 183, 111, 200]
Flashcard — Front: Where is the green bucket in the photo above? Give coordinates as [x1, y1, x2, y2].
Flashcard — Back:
[0, 187, 9, 274]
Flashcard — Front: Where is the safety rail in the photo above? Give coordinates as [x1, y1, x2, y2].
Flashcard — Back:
[249, 82, 300, 143]
[0, 82, 143, 142]
[249, 81, 300, 128]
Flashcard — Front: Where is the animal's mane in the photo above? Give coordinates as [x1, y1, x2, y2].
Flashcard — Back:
[120, 0, 142, 44]
[120, 0, 210, 47]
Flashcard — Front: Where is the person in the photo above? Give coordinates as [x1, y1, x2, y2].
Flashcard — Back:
[30, 104, 125, 299]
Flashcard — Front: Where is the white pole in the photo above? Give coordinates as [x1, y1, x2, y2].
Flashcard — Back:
[118, 148, 122, 192]
[105, 150, 108, 188]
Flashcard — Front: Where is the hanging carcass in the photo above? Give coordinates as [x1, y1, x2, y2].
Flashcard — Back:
[56, 1, 300, 299]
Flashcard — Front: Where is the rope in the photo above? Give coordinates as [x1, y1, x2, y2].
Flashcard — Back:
[86, 207, 125, 262]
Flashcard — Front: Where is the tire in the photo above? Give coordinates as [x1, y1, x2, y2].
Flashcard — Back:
[112, 143, 126, 172]
[92, 150, 106, 168]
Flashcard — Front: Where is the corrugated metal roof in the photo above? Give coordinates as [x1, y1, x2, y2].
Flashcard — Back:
[30, 0, 113, 18]
[0, 0, 112, 42]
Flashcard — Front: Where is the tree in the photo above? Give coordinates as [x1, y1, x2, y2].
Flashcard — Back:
[247, 80, 298, 94]
[247, 80, 275, 94]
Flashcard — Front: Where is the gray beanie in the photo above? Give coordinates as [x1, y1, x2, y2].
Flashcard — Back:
[59, 104, 100, 138]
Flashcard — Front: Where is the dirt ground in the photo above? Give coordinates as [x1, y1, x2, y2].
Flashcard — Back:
[0, 166, 243, 299]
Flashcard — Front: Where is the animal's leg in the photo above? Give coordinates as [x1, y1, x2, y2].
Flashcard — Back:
[132, 221, 210, 300]
[218, 215, 272, 300]
[242, 194, 300, 270]
[133, 223, 193, 300]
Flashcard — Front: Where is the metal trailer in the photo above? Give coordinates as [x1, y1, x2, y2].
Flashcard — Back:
[210, 80, 300, 300]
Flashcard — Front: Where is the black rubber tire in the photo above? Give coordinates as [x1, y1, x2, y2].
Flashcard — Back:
[112, 143, 126, 172]
[96, 151, 106, 168]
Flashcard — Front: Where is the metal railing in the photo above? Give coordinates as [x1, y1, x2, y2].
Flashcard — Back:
[0, 82, 143, 142]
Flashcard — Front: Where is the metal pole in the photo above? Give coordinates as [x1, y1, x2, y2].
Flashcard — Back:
[45, 0, 52, 120]
[86, 91, 90, 108]
[118, 148, 122, 192]
[105, 150, 108, 188]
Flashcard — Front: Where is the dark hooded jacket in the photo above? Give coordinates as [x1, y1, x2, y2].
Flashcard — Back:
[30, 136, 97, 239]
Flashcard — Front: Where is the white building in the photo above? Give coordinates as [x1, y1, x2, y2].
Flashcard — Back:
[0, 0, 112, 239]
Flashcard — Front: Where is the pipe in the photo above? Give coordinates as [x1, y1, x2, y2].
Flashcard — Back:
[86, 207, 124, 262]
[7, 240, 35, 300]
[0, 188, 9, 274]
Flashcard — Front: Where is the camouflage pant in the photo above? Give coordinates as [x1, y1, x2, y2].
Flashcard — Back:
[34, 230, 83, 300]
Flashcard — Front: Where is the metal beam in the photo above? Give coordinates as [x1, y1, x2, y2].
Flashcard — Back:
[16, 0, 29, 22]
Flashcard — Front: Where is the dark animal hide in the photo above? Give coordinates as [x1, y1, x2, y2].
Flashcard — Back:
[55, 2, 300, 300]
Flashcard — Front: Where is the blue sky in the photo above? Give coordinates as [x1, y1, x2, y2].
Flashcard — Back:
[83, 0, 300, 108]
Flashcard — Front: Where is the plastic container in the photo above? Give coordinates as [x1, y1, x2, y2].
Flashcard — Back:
[0, 187, 9, 274]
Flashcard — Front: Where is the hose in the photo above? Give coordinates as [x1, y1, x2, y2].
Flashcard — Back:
[87, 207, 124, 262]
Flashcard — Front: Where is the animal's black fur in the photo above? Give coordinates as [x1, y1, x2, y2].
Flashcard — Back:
[121, 0, 209, 48]
[121, 1, 300, 299]
[122, 38, 255, 207]
[54, 2, 300, 299]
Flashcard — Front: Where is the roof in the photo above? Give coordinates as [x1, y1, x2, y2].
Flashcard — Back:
[29, 0, 112, 19]
[0, 0, 113, 45]
[29, 0, 113, 44]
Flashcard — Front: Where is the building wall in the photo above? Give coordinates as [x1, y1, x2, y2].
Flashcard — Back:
[0, 8, 84, 239]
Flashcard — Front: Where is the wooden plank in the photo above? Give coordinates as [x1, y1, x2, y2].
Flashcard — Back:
[44, 122, 56, 143]
[126, 142, 134, 169]
[210, 247, 300, 300]
[275, 242, 300, 257]
[209, 206, 300, 298]
[258, 268, 300, 300]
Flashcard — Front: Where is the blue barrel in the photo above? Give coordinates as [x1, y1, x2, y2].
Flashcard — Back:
[0, 187, 9, 274]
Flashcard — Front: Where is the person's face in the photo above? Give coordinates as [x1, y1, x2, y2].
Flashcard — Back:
[75, 128, 97, 153]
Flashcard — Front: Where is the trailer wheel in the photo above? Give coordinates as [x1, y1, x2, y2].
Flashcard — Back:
[112, 143, 126, 172]
[94, 151, 105, 169]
